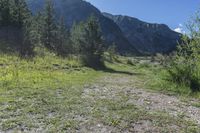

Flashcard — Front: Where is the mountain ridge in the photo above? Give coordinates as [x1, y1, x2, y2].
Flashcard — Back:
[103, 12, 181, 54]
[27, 0, 181, 55]
[27, 0, 140, 55]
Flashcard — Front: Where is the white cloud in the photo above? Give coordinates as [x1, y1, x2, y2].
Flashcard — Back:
[179, 24, 183, 27]
[174, 23, 185, 34]
[174, 27, 182, 33]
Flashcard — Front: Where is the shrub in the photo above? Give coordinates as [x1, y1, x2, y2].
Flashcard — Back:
[169, 48, 200, 92]
[127, 59, 135, 66]
[168, 13, 200, 92]
[107, 44, 117, 62]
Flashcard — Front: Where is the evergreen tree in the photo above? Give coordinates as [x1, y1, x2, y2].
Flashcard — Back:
[10, 0, 30, 27]
[29, 12, 44, 47]
[0, 0, 11, 26]
[0, 0, 34, 56]
[71, 15, 104, 68]
[20, 16, 35, 57]
[56, 16, 70, 56]
[10, 0, 34, 56]
[42, 0, 57, 51]
[70, 22, 85, 54]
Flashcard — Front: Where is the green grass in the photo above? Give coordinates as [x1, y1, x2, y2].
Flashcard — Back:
[0, 54, 103, 131]
[0, 54, 199, 132]
[139, 65, 200, 98]
[105, 55, 200, 99]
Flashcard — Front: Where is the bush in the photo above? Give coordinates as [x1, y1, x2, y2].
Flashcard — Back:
[169, 49, 200, 92]
[168, 13, 200, 92]
[127, 59, 135, 66]
[107, 44, 117, 62]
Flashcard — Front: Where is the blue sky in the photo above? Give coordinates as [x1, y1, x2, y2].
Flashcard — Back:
[86, 0, 200, 33]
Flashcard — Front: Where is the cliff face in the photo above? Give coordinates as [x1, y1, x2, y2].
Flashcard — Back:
[27, 0, 139, 54]
[103, 13, 181, 54]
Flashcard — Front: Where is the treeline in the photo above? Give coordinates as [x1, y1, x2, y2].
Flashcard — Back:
[0, 0, 105, 68]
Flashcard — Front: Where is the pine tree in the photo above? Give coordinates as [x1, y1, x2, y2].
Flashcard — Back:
[71, 15, 104, 68]
[10, 0, 30, 27]
[71, 22, 85, 54]
[11, 0, 33, 56]
[83, 15, 104, 67]
[56, 16, 70, 56]
[0, 0, 11, 26]
[42, 0, 57, 51]
[0, 0, 34, 56]
[29, 12, 44, 47]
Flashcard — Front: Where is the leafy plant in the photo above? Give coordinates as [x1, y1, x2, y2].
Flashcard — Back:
[168, 13, 200, 92]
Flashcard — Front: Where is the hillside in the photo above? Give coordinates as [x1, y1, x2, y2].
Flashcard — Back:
[103, 13, 181, 54]
[26, 0, 182, 55]
[26, 0, 139, 54]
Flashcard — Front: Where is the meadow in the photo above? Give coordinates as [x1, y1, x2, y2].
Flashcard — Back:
[0, 54, 199, 132]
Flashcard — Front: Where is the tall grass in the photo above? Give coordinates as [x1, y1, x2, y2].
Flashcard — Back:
[0, 53, 101, 91]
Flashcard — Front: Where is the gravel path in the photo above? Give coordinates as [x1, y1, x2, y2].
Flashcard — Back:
[81, 73, 200, 132]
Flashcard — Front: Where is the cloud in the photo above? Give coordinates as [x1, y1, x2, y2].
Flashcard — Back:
[174, 24, 185, 34]
[174, 27, 183, 33]
[179, 24, 183, 27]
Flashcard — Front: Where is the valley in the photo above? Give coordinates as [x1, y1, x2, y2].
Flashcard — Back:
[0, 0, 199, 132]
[0, 55, 199, 132]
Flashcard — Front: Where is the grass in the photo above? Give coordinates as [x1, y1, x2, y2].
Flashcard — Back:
[0, 54, 199, 132]
[0, 54, 103, 131]
[89, 82, 199, 133]
[113, 56, 200, 98]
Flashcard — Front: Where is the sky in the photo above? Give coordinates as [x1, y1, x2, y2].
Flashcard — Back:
[85, 0, 200, 33]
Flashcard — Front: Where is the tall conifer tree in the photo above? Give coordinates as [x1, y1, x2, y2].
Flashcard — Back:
[42, 0, 57, 51]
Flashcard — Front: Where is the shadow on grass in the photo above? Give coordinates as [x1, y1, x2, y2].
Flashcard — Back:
[94, 66, 142, 76]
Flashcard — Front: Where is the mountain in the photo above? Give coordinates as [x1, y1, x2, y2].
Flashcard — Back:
[103, 13, 181, 54]
[26, 0, 139, 55]
[26, 0, 182, 55]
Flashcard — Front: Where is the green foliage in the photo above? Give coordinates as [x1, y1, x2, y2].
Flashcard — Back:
[25, 0, 71, 57]
[0, 0, 11, 26]
[70, 22, 84, 54]
[71, 15, 105, 68]
[55, 17, 71, 56]
[29, 12, 44, 48]
[10, 0, 31, 27]
[168, 13, 200, 92]
[0, 0, 34, 57]
[0, 54, 97, 90]
[127, 59, 135, 66]
[41, 0, 57, 51]
[107, 44, 117, 62]
[0, 0, 105, 67]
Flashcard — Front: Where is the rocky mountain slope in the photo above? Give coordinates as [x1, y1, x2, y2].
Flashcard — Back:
[27, 0, 139, 55]
[103, 13, 181, 54]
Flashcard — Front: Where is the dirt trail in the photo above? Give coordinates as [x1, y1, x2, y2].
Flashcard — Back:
[81, 73, 200, 132]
